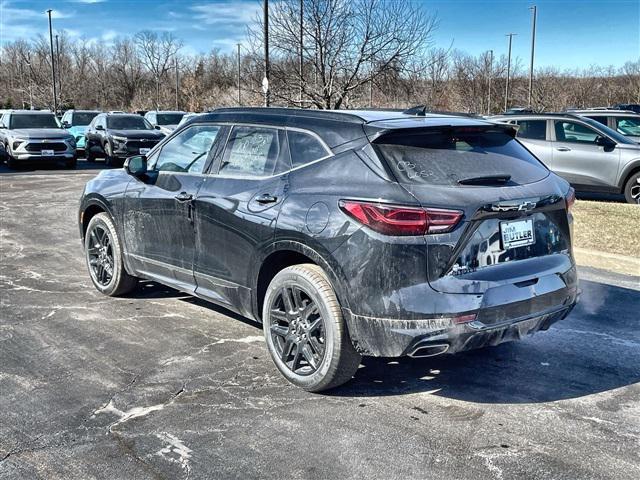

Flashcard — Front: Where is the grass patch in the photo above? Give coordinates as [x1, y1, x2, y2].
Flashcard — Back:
[572, 200, 640, 258]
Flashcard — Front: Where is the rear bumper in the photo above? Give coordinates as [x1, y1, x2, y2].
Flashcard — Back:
[344, 285, 579, 357]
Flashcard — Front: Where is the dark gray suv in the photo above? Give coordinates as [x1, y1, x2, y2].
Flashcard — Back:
[492, 113, 640, 203]
[79, 108, 579, 391]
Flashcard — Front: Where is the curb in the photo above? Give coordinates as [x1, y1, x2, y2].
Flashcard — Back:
[574, 248, 640, 278]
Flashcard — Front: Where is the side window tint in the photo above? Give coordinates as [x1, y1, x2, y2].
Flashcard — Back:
[287, 130, 330, 168]
[586, 116, 608, 126]
[154, 125, 220, 173]
[515, 120, 546, 140]
[219, 126, 281, 177]
[554, 121, 599, 144]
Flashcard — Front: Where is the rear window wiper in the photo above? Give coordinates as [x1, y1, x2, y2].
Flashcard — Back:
[458, 174, 512, 185]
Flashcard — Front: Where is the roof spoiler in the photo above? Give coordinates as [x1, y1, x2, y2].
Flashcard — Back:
[369, 124, 518, 144]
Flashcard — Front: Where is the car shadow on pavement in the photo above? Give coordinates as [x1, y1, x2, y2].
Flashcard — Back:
[330, 278, 640, 403]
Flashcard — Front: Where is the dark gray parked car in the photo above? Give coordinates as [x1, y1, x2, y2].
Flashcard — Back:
[79, 108, 579, 391]
[491, 113, 640, 203]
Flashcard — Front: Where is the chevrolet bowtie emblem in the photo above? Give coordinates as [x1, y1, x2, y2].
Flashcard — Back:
[518, 201, 537, 212]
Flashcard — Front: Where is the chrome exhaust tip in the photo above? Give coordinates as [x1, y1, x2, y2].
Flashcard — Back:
[407, 343, 449, 358]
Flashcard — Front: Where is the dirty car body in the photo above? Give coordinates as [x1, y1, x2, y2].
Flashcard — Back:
[79, 108, 579, 390]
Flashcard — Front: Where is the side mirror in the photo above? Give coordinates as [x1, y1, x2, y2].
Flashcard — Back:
[95, 124, 105, 131]
[62, 121, 70, 128]
[595, 136, 615, 149]
[124, 155, 147, 178]
[154, 125, 161, 130]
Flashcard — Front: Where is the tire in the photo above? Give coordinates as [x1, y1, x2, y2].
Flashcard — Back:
[6, 149, 18, 169]
[104, 142, 115, 166]
[85, 141, 95, 162]
[262, 263, 361, 392]
[84, 212, 138, 296]
[623, 171, 640, 204]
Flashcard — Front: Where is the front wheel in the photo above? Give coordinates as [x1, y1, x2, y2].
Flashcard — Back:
[623, 172, 640, 204]
[263, 264, 361, 392]
[84, 212, 138, 296]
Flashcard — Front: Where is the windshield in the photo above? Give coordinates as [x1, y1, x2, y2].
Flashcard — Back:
[157, 113, 185, 125]
[73, 112, 99, 126]
[10, 114, 59, 129]
[580, 117, 635, 144]
[107, 116, 152, 130]
[616, 117, 640, 136]
[374, 128, 548, 186]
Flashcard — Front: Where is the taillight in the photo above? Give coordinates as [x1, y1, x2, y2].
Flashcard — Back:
[339, 200, 462, 236]
[566, 187, 576, 212]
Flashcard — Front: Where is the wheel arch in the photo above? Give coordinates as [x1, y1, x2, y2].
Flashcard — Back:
[79, 196, 115, 241]
[618, 159, 640, 191]
[252, 241, 351, 323]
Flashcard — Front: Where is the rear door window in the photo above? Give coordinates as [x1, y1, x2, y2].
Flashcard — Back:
[374, 128, 548, 186]
[554, 121, 599, 144]
[515, 120, 547, 140]
[218, 126, 285, 177]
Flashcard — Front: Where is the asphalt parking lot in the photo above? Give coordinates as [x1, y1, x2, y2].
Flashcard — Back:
[1, 162, 639, 480]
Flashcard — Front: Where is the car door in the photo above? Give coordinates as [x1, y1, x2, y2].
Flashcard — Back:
[192, 124, 290, 312]
[551, 119, 620, 188]
[123, 123, 224, 292]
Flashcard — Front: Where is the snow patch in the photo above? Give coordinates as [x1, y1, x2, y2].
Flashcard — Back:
[156, 432, 193, 475]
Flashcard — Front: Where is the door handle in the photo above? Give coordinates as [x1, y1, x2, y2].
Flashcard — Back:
[556, 147, 571, 152]
[256, 193, 278, 204]
[174, 192, 193, 202]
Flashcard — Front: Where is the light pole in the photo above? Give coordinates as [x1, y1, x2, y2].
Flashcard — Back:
[504, 33, 516, 112]
[237, 43, 242, 105]
[55, 34, 61, 107]
[299, 0, 304, 105]
[46, 9, 58, 114]
[528, 5, 537, 108]
[263, 0, 270, 107]
[174, 56, 179, 110]
[487, 50, 493, 115]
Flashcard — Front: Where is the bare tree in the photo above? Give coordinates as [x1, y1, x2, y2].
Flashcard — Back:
[134, 31, 183, 109]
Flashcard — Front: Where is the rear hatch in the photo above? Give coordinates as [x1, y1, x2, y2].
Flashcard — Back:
[370, 123, 573, 295]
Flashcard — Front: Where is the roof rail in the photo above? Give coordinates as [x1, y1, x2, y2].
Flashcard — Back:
[402, 105, 481, 118]
[208, 107, 366, 124]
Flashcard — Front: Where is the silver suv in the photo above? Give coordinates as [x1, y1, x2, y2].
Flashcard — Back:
[491, 113, 640, 203]
[567, 109, 640, 143]
[0, 110, 77, 169]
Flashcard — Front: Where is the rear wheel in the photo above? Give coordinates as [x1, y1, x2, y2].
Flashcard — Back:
[262, 264, 361, 392]
[84, 212, 138, 296]
[623, 171, 640, 204]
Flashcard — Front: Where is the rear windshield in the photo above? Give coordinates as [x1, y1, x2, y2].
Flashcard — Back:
[73, 112, 99, 126]
[107, 116, 152, 130]
[157, 113, 184, 125]
[375, 128, 549, 186]
[10, 114, 59, 129]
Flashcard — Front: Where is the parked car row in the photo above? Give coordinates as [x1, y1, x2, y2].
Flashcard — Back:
[0, 109, 189, 169]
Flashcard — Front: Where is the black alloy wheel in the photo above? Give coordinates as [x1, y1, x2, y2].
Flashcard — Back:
[87, 223, 114, 287]
[269, 285, 326, 375]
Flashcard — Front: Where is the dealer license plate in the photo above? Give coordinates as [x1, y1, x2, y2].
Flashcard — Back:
[41, 149, 54, 156]
[139, 148, 151, 155]
[500, 218, 535, 249]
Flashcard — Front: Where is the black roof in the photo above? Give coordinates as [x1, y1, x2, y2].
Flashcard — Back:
[199, 107, 499, 148]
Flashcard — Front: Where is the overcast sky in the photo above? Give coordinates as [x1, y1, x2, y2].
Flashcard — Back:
[1, 0, 638, 69]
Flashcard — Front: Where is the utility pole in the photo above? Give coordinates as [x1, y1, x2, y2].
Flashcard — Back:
[299, 0, 303, 105]
[46, 10, 58, 115]
[504, 33, 516, 112]
[175, 56, 179, 110]
[237, 43, 242, 105]
[528, 5, 537, 108]
[55, 34, 61, 107]
[487, 50, 493, 115]
[26, 53, 34, 110]
[263, 0, 270, 107]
